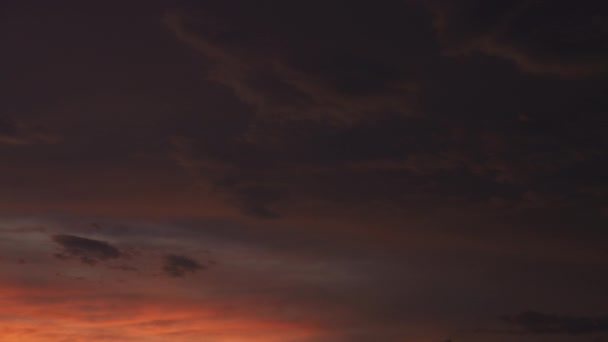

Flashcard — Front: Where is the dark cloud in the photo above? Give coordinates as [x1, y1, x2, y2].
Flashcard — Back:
[500, 310, 608, 335]
[164, 1, 426, 123]
[162, 254, 204, 277]
[0, 116, 60, 145]
[365, 121, 602, 186]
[231, 185, 283, 219]
[170, 137, 285, 219]
[169, 115, 453, 218]
[430, 0, 608, 77]
[171, 107, 608, 226]
[161, 0, 607, 221]
[52, 234, 122, 265]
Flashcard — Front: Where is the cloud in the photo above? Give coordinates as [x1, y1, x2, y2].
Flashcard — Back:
[231, 185, 283, 219]
[163, 3, 420, 124]
[169, 111, 605, 222]
[52, 234, 122, 265]
[0, 116, 61, 145]
[169, 136, 287, 219]
[500, 310, 608, 335]
[156, 2, 608, 230]
[162, 254, 205, 277]
[430, 0, 608, 78]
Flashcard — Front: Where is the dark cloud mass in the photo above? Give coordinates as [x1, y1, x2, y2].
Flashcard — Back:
[162, 254, 205, 277]
[430, 0, 608, 77]
[501, 311, 608, 335]
[164, 1, 424, 124]
[157, 0, 608, 224]
[52, 234, 122, 265]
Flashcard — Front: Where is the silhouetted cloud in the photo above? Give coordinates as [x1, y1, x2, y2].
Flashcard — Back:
[500, 310, 608, 335]
[162, 254, 204, 277]
[52, 234, 122, 265]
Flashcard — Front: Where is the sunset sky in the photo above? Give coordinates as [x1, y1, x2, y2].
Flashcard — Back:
[1, 1, 608, 341]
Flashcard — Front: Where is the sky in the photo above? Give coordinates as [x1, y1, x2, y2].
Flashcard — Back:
[1, 1, 608, 341]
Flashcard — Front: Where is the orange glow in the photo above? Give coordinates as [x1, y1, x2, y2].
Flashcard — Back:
[0, 281, 322, 342]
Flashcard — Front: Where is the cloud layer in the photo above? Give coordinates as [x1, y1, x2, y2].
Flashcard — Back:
[0, 1, 607, 341]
